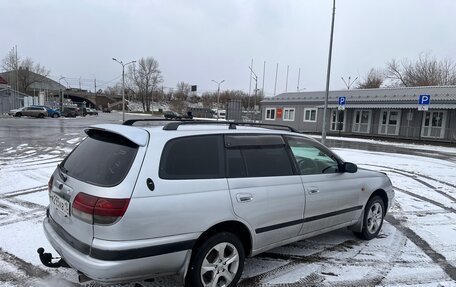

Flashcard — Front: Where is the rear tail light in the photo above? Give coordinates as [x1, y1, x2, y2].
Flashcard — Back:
[72, 192, 130, 225]
[48, 175, 54, 193]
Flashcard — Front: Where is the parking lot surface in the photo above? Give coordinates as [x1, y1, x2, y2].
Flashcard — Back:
[0, 113, 455, 286]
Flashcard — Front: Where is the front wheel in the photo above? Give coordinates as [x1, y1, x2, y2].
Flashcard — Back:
[354, 196, 385, 240]
[186, 232, 245, 287]
[15, 112, 22, 117]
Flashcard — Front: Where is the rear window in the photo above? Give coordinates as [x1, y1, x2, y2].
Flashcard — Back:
[61, 130, 139, 186]
[159, 135, 224, 179]
[225, 134, 295, 178]
[226, 146, 294, 178]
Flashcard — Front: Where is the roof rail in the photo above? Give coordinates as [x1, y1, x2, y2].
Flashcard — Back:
[234, 122, 299, 133]
[122, 118, 299, 133]
[163, 121, 237, 130]
[123, 119, 187, 126]
[163, 120, 299, 132]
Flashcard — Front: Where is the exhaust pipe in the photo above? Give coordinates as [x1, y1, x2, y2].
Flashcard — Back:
[37, 247, 69, 268]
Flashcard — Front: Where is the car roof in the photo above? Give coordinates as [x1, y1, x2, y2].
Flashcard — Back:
[86, 121, 314, 144]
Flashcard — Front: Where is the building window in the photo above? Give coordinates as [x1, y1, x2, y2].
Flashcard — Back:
[283, 108, 295, 121]
[265, 108, 276, 120]
[378, 110, 401, 135]
[304, 108, 317, 122]
[421, 111, 446, 139]
[330, 109, 345, 131]
[352, 110, 371, 133]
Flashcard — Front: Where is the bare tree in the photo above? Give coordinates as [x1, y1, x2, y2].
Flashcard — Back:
[170, 82, 191, 112]
[201, 92, 214, 108]
[1, 51, 50, 93]
[386, 53, 456, 87]
[104, 83, 122, 97]
[356, 68, 384, 89]
[127, 57, 163, 112]
[1, 49, 20, 72]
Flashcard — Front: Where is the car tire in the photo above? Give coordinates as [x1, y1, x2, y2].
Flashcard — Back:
[16, 112, 22, 117]
[354, 196, 385, 240]
[38, 113, 45, 118]
[53, 113, 59, 118]
[185, 232, 244, 287]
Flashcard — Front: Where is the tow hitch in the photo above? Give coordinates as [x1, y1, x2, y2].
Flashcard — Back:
[37, 247, 70, 268]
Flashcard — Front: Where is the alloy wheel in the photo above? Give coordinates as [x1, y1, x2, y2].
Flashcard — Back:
[200, 242, 240, 287]
[367, 202, 383, 234]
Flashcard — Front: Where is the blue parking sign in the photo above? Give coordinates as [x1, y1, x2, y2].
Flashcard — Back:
[419, 94, 431, 105]
[338, 96, 346, 106]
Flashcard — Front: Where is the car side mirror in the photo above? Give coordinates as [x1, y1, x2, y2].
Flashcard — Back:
[342, 162, 357, 173]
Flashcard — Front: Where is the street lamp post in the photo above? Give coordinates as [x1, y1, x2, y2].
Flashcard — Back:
[112, 58, 136, 122]
[58, 76, 68, 111]
[322, 0, 336, 146]
[341, 76, 358, 90]
[248, 66, 258, 107]
[212, 80, 225, 120]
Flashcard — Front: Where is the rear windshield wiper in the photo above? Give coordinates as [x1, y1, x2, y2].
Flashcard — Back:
[57, 163, 68, 182]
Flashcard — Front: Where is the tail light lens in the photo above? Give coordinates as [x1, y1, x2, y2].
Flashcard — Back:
[72, 192, 130, 225]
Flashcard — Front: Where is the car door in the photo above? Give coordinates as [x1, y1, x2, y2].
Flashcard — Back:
[226, 134, 305, 249]
[285, 136, 362, 235]
[23, 107, 33, 116]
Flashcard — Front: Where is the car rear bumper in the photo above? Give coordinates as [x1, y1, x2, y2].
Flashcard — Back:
[43, 217, 196, 283]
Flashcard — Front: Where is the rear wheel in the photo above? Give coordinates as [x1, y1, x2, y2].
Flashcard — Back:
[52, 113, 59, 118]
[186, 232, 244, 287]
[38, 113, 45, 118]
[15, 112, 22, 117]
[354, 196, 385, 240]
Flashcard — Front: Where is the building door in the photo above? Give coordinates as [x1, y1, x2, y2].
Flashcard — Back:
[378, 110, 401, 135]
[421, 111, 446, 138]
[330, 109, 345, 131]
[352, 110, 371, 133]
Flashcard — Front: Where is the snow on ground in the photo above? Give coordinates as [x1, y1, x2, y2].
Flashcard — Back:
[0, 135, 455, 286]
[313, 134, 456, 155]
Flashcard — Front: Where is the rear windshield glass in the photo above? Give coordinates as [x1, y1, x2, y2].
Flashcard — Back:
[62, 130, 139, 186]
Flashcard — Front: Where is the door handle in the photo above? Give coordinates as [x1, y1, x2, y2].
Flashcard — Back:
[308, 187, 320, 194]
[236, 193, 253, 203]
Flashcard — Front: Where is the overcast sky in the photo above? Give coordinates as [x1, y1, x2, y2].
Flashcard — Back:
[2, 0, 456, 96]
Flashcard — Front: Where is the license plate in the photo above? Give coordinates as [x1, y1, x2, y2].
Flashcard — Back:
[50, 193, 70, 217]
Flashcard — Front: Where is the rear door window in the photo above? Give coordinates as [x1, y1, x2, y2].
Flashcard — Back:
[61, 130, 139, 186]
[225, 134, 295, 178]
[159, 135, 224, 179]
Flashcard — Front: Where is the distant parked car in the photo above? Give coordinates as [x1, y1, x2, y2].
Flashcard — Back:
[31, 105, 60, 118]
[164, 111, 182, 119]
[86, 108, 98, 116]
[8, 106, 48, 118]
[182, 111, 193, 119]
[59, 107, 79, 117]
[8, 107, 25, 117]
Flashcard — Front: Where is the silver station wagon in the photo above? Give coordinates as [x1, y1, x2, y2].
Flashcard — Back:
[39, 120, 394, 287]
